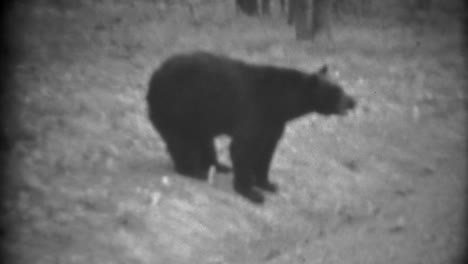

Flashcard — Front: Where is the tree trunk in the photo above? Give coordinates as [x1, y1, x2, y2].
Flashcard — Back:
[280, 0, 287, 14]
[313, 0, 333, 40]
[294, 0, 333, 41]
[294, 0, 313, 39]
[236, 0, 259, 16]
[288, 0, 296, 24]
[414, 0, 432, 10]
[262, 0, 271, 15]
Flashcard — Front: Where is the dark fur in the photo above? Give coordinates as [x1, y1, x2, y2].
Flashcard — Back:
[147, 52, 355, 204]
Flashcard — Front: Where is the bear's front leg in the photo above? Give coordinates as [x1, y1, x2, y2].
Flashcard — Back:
[253, 126, 284, 193]
[230, 136, 265, 204]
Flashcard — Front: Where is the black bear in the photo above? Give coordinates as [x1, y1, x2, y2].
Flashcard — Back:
[147, 51, 355, 204]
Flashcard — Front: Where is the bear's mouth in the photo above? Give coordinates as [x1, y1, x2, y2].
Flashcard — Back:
[338, 96, 356, 115]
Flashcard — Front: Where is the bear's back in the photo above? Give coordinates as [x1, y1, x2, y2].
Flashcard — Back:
[147, 52, 255, 135]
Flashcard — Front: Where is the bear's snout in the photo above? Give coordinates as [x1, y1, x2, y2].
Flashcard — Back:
[339, 96, 356, 114]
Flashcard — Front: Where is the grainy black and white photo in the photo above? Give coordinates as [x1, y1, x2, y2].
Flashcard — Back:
[1, 0, 466, 263]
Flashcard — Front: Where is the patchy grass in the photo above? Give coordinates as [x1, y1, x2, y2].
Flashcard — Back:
[3, 1, 466, 264]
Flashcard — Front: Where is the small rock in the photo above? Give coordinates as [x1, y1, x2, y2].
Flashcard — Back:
[419, 167, 434, 177]
[394, 187, 415, 197]
[388, 217, 406, 233]
[94, 23, 106, 31]
[343, 160, 359, 171]
[161, 176, 171, 186]
[116, 211, 146, 233]
[150, 192, 161, 206]
[264, 248, 282, 261]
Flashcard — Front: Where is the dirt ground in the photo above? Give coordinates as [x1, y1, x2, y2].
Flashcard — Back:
[2, 1, 466, 264]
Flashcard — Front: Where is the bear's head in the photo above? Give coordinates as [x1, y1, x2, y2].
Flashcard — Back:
[307, 65, 356, 115]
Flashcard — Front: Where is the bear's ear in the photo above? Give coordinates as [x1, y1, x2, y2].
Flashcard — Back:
[317, 65, 328, 76]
